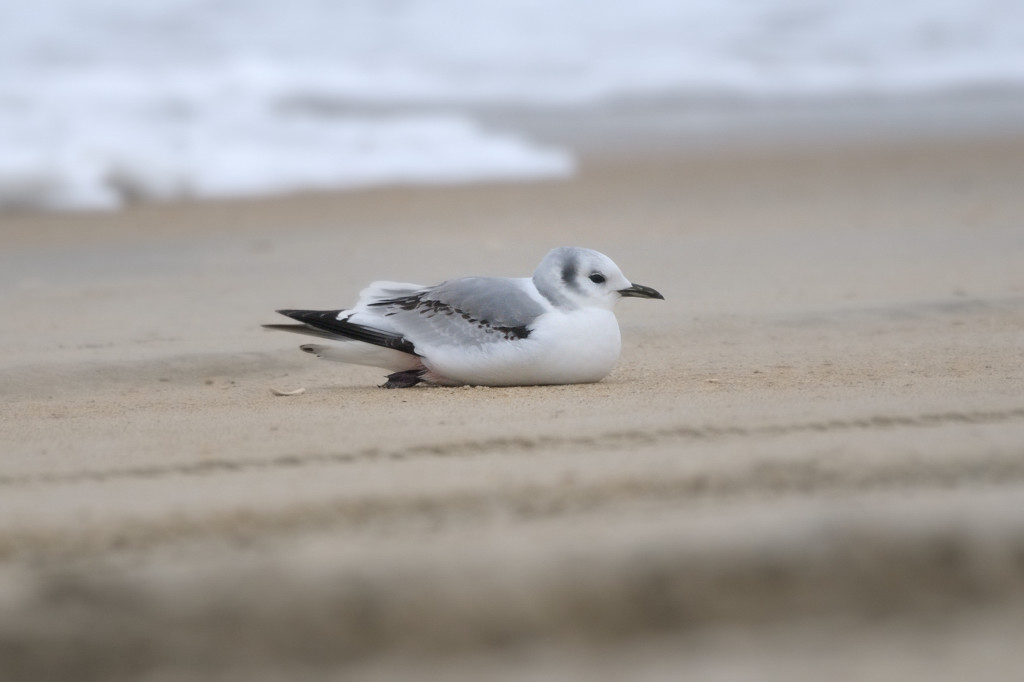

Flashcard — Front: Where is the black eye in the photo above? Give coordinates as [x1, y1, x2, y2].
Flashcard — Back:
[589, 273, 606, 284]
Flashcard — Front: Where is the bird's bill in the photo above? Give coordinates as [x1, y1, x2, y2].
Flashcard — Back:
[618, 283, 664, 300]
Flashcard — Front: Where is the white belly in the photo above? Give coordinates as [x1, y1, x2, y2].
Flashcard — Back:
[422, 308, 622, 386]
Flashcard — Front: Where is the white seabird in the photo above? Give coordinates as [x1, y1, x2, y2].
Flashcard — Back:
[265, 246, 663, 388]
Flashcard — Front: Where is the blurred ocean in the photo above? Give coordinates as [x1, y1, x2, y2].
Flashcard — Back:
[2, 0, 1023, 212]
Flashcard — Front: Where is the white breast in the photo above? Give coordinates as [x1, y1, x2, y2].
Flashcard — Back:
[421, 308, 622, 386]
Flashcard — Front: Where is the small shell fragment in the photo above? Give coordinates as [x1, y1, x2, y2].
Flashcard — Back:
[270, 387, 306, 397]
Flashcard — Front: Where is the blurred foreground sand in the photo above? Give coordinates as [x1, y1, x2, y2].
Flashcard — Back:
[1, 133, 1023, 680]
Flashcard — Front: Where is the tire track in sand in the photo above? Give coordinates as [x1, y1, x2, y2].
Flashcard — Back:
[2, 406, 1023, 489]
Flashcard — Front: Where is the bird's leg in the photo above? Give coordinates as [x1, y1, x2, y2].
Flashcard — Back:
[380, 369, 426, 389]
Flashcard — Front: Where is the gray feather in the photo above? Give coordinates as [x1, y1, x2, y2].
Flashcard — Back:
[367, 277, 546, 346]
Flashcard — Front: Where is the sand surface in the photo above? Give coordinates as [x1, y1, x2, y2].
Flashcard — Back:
[1, 132, 1024, 680]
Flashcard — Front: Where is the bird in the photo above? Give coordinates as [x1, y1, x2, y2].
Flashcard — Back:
[264, 246, 663, 388]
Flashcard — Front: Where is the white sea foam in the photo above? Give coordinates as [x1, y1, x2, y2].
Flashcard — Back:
[2, 0, 1023, 212]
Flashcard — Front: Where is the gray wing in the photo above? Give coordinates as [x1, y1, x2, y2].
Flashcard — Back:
[365, 276, 547, 347]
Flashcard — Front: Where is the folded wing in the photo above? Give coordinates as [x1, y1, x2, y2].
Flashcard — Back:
[267, 276, 549, 357]
[364, 276, 548, 349]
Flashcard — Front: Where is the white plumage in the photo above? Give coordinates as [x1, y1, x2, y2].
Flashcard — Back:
[265, 247, 663, 388]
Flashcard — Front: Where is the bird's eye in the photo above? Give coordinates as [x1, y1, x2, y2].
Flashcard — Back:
[588, 273, 606, 284]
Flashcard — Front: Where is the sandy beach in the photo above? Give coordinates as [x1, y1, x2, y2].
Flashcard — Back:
[2, 122, 1024, 680]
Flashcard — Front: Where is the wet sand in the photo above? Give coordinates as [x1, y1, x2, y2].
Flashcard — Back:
[1, 130, 1023, 680]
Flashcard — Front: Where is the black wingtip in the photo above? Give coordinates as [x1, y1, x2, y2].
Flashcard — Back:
[270, 308, 417, 356]
[276, 309, 345, 321]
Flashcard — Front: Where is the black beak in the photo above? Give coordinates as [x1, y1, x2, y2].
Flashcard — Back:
[618, 283, 664, 300]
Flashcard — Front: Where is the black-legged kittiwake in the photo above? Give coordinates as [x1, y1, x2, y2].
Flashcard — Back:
[264, 246, 663, 388]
